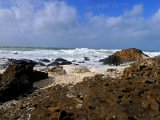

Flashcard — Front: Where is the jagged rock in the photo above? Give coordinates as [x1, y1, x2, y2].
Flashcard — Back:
[122, 58, 160, 80]
[99, 48, 149, 65]
[1, 56, 160, 119]
[0, 64, 48, 102]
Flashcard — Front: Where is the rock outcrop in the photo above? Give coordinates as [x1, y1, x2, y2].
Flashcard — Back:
[1, 72, 160, 120]
[1, 54, 160, 120]
[100, 48, 149, 65]
[122, 57, 160, 80]
[0, 64, 48, 102]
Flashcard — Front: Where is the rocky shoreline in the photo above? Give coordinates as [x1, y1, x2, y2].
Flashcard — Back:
[0, 48, 160, 120]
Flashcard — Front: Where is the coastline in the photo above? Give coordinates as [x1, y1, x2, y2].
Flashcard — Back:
[0, 48, 160, 119]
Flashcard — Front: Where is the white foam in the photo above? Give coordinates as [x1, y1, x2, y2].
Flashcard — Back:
[144, 51, 160, 57]
[0, 48, 159, 68]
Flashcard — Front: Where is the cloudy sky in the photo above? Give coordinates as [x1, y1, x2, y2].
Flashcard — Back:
[0, 0, 160, 50]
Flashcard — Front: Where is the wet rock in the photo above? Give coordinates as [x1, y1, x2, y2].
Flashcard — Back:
[84, 57, 90, 61]
[0, 64, 48, 102]
[36, 62, 46, 66]
[48, 58, 72, 66]
[39, 59, 50, 63]
[8, 59, 37, 66]
[99, 48, 149, 65]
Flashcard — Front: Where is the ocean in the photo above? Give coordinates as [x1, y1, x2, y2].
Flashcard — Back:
[0, 47, 159, 68]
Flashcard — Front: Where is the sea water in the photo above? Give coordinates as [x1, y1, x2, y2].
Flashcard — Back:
[0, 47, 159, 68]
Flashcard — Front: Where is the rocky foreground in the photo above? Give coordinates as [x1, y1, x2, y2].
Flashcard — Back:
[0, 48, 160, 120]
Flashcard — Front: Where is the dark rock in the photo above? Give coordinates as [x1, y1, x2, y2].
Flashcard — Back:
[55, 58, 68, 62]
[84, 57, 90, 61]
[8, 59, 37, 67]
[36, 62, 46, 66]
[33, 71, 48, 81]
[99, 48, 149, 65]
[58, 110, 72, 120]
[39, 59, 50, 63]
[48, 58, 72, 66]
[78, 61, 85, 63]
[0, 74, 2, 80]
[0, 64, 48, 102]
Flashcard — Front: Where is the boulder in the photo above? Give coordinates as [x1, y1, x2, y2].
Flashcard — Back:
[39, 59, 50, 63]
[99, 48, 149, 65]
[48, 58, 72, 66]
[8, 59, 37, 66]
[0, 64, 48, 102]
[84, 57, 90, 61]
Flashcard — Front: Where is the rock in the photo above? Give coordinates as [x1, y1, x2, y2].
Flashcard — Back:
[1, 55, 160, 119]
[84, 57, 90, 61]
[36, 62, 46, 66]
[49, 66, 66, 75]
[58, 110, 72, 120]
[1, 70, 160, 119]
[8, 59, 37, 66]
[39, 59, 50, 63]
[122, 58, 160, 80]
[33, 71, 48, 81]
[99, 48, 149, 65]
[0, 74, 2, 81]
[0, 64, 48, 102]
[55, 58, 68, 62]
[48, 58, 72, 66]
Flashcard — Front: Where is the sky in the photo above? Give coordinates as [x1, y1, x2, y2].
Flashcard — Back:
[0, 0, 160, 50]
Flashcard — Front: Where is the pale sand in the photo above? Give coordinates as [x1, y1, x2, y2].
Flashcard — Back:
[0, 63, 129, 89]
[34, 64, 129, 89]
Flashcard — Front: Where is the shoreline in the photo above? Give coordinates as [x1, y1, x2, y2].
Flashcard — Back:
[0, 48, 160, 119]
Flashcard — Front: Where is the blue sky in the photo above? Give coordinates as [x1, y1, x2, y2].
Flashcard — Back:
[0, 0, 160, 50]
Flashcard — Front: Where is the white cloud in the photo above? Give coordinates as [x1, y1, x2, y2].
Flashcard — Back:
[0, 1, 159, 50]
[152, 9, 160, 23]
[0, 0, 77, 46]
[34, 1, 76, 31]
[124, 4, 143, 17]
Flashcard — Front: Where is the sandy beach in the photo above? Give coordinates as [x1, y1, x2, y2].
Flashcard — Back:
[0, 48, 160, 120]
[33, 64, 128, 89]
